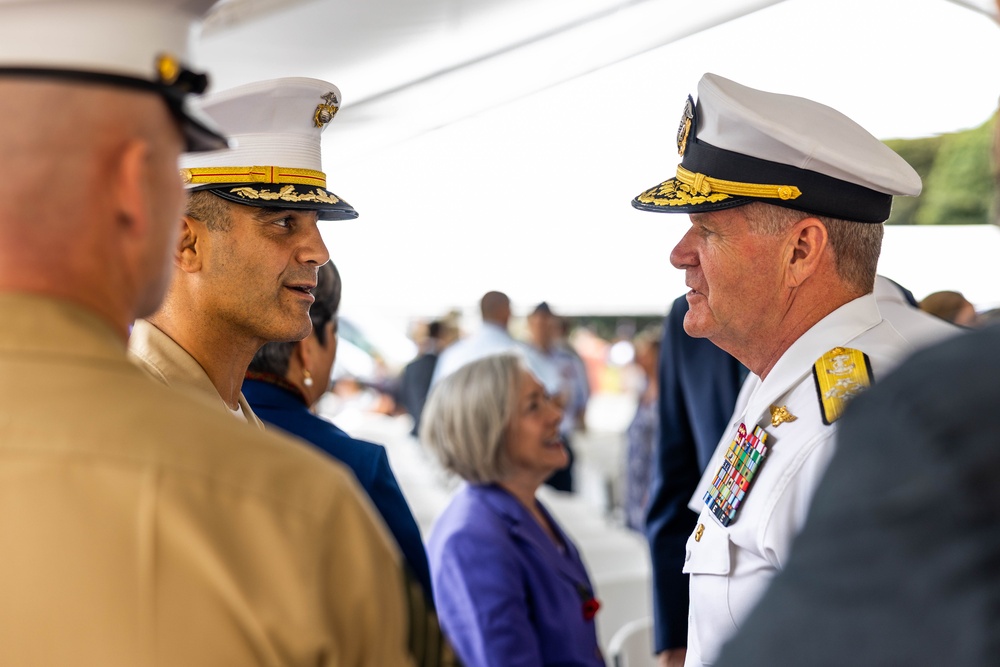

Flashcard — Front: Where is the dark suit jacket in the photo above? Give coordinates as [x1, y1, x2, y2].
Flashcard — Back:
[243, 378, 434, 603]
[644, 295, 747, 652]
[400, 352, 439, 435]
[716, 324, 990, 666]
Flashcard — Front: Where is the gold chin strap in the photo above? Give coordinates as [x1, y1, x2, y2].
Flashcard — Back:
[180, 166, 327, 188]
[675, 165, 802, 201]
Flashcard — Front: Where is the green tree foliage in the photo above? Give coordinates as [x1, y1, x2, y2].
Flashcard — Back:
[884, 114, 996, 225]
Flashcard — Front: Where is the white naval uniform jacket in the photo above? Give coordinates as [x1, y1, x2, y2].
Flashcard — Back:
[681, 294, 914, 667]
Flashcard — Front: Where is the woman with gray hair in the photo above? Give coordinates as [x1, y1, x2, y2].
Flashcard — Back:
[422, 353, 604, 667]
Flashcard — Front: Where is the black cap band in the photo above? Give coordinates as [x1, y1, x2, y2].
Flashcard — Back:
[682, 135, 893, 223]
[0, 66, 227, 153]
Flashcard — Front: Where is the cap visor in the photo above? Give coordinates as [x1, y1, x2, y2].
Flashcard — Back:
[632, 177, 751, 214]
[197, 183, 358, 221]
[181, 112, 230, 153]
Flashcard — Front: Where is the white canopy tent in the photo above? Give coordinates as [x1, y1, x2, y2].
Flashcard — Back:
[193, 0, 1000, 330]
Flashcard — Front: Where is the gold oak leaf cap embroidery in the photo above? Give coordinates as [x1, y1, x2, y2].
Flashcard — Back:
[178, 77, 356, 221]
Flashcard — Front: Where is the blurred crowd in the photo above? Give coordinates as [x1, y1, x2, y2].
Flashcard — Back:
[332, 282, 990, 537]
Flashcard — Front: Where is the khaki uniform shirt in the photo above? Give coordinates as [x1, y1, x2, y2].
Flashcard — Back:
[128, 318, 265, 429]
[0, 294, 414, 667]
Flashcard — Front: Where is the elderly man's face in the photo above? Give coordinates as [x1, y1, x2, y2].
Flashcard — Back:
[199, 205, 330, 345]
[669, 207, 785, 352]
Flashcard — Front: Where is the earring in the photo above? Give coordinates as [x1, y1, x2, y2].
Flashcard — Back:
[303, 369, 314, 387]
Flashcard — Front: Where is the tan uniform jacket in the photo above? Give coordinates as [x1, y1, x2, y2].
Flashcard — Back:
[0, 295, 414, 667]
[128, 318, 266, 429]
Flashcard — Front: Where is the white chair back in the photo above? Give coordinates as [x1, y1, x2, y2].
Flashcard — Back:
[607, 616, 656, 667]
[592, 571, 652, 656]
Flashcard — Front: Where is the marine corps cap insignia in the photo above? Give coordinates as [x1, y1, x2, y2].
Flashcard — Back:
[676, 95, 695, 156]
[313, 91, 340, 128]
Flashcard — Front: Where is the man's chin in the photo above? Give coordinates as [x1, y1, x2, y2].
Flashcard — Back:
[682, 311, 713, 340]
[267, 320, 313, 345]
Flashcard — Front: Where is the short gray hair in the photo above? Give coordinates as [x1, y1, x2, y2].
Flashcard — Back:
[420, 353, 524, 484]
[741, 202, 882, 294]
[185, 190, 233, 231]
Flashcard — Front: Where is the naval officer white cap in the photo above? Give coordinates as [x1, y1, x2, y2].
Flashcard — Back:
[180, 77, 357, 221]
[0, 0, 227, 152]
[633, 73, 921, 223]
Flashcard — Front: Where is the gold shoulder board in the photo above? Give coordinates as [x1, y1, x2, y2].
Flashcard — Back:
[812, 347, 874, 425]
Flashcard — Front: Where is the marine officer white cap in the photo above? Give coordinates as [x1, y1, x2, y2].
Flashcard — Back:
[632, 73, 921, 223]
[0, 0, 227, 152]
[179, 77, 357, 221]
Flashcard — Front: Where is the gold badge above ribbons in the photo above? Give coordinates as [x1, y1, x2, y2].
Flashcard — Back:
[812, 347, 874, 425]
[769, 405, 797, 427]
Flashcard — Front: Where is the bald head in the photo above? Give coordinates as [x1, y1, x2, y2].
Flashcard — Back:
[480, 291, 511, 328]
[0, 80, 180, 217]
[0, 79, 186, 336]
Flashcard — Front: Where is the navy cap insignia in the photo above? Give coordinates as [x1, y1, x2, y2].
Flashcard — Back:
[676, 95, 695, 156]
[313, 91, 340, 128]
[812, 347, 874, 425]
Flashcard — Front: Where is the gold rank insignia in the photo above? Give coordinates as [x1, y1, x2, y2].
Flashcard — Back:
[812, 347, 874, 425]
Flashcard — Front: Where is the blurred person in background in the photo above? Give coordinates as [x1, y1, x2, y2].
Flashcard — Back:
[422, 353, 605, 667]
[432, 291, 516, 384]
[399, 319, 451, 436]
[919, 289, 978, 327]
[874, 276, 963, 347]
[622, 326, 662, 532]
[554, 314, 592, 429]
[526, 302, 591, 492]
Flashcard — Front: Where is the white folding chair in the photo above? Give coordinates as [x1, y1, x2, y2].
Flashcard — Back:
[592, 571, 652, 656]
[607, 616, 656, 667]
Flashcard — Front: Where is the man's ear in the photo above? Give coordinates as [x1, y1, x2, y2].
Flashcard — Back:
[784, 216, 828, 288]
[177, 215, 204, 273]
[114, 138, 151, 241]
